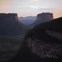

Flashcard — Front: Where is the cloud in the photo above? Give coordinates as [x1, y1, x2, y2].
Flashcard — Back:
[38, 0, 62, 8]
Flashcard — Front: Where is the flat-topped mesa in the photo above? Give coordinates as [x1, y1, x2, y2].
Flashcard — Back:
[0, 13, 20, 35]
[36, 13, 53, 24]
[37, 13, 53, 20]
[0, 13, 18, 22]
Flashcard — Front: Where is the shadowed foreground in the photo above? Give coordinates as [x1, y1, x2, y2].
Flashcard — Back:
[0, 17, 62, 62]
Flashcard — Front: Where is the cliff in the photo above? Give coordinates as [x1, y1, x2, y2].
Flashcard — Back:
[0, 13, 28, 35]
[0, 13, 18, 22]
[31, 13, 53, 27]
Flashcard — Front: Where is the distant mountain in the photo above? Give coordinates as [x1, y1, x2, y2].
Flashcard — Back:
[18, 16, 37, 25]
[0, 13, 28, 35]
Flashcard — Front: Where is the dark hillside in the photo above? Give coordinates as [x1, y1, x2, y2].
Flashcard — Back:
[23, 17, 62, 62]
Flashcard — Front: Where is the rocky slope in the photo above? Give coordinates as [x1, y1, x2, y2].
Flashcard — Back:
[24, 17, 62, 61]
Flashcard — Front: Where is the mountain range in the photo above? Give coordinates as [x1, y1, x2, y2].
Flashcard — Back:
[18, 16, 37, 25]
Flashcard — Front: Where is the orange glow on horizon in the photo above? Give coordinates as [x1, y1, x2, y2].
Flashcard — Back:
[53, 10, 62, 18]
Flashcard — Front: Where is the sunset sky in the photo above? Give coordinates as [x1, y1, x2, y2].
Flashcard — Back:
[0, 0, 62, 18]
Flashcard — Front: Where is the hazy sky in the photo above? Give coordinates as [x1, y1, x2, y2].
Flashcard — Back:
[0, 0, 62, 18]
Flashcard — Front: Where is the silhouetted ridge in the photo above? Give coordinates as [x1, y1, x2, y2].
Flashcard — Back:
[25, 17, 62, 43]
[34, 17, 62, 32]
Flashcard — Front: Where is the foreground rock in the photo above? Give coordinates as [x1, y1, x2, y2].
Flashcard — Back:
[24, 17, 62, 62]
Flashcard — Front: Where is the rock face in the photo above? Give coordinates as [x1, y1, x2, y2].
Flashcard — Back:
[32, 13, 53, 27]
[0, 13, 27, 35]
[24, 17, 62, 61]
[0, 13, 18, 22]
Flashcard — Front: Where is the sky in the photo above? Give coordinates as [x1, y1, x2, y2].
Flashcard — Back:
[0, 0, 62, 18]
